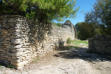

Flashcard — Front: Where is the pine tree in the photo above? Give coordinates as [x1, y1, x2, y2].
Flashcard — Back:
[0, 0, 78, 22]
[85, 0, 111, 35]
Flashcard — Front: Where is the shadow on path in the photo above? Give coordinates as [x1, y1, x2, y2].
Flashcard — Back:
[54, 46, 111, 62]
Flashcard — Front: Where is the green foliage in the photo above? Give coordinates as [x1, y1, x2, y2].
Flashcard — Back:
[7, 64, 16, 69]
[95, 28, 102, 35]
[66, 38, 72, 44]
[0, 0, 27, 15]
[52, 22, 62, 27]
[0, 0, 78, 22]
[75, 22, 96, 40]
[0, 63, 15, 69]
[56, 23, 62, 27]
[85, 0, 111, 35]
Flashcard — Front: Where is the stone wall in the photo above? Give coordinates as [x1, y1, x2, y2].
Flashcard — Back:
[88, 35, 111, 55]
[0, 15, 75, 69]
[0, 15, 37, 69]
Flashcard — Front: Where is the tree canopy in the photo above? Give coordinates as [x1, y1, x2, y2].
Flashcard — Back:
[75, 22, 96, 40]
[0, 0, 78, 22]
[85, 0, 111, 35]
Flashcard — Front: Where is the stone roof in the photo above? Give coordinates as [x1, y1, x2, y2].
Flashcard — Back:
[62, 20, 73, 28]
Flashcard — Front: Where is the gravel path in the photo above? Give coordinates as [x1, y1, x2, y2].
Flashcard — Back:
[0, 47, 111, 74]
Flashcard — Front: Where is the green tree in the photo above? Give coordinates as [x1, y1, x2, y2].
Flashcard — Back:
[0, 0, 78, 23]
[85, 0, 111, 35]
[0, 0, 28, 15]
[75, 22, 96, 40]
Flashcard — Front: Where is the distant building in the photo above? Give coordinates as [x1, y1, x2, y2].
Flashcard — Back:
[62, 20, 76, 40]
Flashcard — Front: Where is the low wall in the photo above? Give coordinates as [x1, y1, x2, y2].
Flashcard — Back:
[0, 15, 75, 69]
[88, 35, 111, 55]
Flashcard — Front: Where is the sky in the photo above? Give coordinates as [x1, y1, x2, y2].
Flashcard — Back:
[55, 0, 97, 25]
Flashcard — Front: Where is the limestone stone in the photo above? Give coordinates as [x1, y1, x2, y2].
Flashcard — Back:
[0, 15, 75, 69]
[88, 35, 111, 55]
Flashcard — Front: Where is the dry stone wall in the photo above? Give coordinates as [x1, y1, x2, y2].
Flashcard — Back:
[0, 15, 37, 69]
[88, 35, 111, 55]
[0, 15, 75, 69]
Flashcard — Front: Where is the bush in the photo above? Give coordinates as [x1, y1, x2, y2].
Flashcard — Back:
[66, 38, 72, 44]
[75, 22, 96, 40]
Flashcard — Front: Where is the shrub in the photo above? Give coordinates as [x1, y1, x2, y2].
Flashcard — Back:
[66, 38, 72, 44]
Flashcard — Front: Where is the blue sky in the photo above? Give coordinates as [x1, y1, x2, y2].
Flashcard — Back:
[72, 0, 96, 25]
[55, 0, 97, 25]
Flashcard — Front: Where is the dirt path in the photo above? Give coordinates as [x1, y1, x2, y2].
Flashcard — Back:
[0, 46, 111, 74]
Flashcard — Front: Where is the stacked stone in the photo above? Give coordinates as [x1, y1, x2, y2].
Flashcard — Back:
[88, 35, 111, 55]
[0, 15, 17, 67]
[0, 15, 37, 69]
[36, 24, 76, 56]
[0, 15, 75, 69]
[51, 25, 75, 43]
[14, 17, 37, 69]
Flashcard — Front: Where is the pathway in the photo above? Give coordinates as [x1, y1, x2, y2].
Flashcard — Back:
[0, 46, 111, 74]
